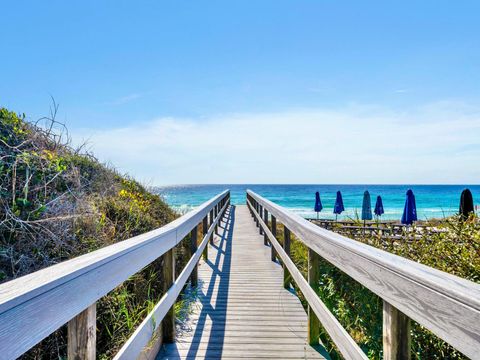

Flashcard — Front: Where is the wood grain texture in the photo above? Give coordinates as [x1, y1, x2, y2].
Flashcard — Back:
[67, 303, 96, 360]
[158, 205, 327, 360]
[247, 190, 480, 359]
[190, 226, 198, 288]
[264, 208, 269, 246]
[0, 191, 229, 360]
[162, 248, 176, 343]
[283, 226, 292, 289]
[259, 205, 264, 235]
[202, 217, 208, 261]
[383, 301, 411, 360]
[271, 215, 277, 262]
[308, 248, 321, 346]
[248, 200, 367, 360]
[210, 209, 214, 244]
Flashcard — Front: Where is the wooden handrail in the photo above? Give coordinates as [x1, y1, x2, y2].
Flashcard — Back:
[246, 190, 480, 360]
[246, 198, 367, 359]
[114, 198, 230, 359]
[0, 190, 230, 360]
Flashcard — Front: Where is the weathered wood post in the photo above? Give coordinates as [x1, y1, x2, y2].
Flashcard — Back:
[214, 205, 218, 234]
[209, 209, 214, 244]
[202, 216, 208, 260]
[190, 225, 198, 287]
[263, 208, 269, 246]
[68, 303, 96, 360]
[283, 226, 291, 289]
[383, 301, 411, 360]
[259, 205, 264, 235]
[255, 201, 259, 226]
[308, 248, 320, 345]
[271, 215, 277, 261]
[162, 248, 176, 343]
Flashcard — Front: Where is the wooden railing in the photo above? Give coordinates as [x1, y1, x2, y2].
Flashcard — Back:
[246, 190, 480, 360]
[0, 190, 230, 360]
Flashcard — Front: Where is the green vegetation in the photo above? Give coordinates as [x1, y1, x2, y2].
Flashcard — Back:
[275, 215, 479, 359]
[0, 107, 183, 359]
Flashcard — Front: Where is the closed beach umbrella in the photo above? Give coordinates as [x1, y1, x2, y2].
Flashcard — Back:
[361, 191, 373, 220]
[361, 191, 372, 230]
[401, 189, 417, 225]
[314, 191, 323, 219]
[374, 195, 384, 217]
[333, 191, 345, 221]
[459, 188, 474, 219]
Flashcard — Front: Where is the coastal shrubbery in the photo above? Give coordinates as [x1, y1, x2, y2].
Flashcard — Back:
[0, 107, 179, 358]
[276, 216, 479, 359]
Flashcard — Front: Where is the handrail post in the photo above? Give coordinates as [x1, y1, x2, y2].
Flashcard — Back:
[308, 248, 321, 345]
[383, 300, 411, 360]
[190, 225, 198, 287]
[259, 205, 264, 235]
[162, 248, 176, 343]
[68, 303, 96, 360]
[283, 226, 291, 289]
[263, 208, 269, 246]
[271, 215, 277, 262]
[202, 216, 208, 260]
[209, 209, 214, 244]
[214, 204, 219, 234]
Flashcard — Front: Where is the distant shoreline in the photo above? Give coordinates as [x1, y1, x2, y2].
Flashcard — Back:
[153, 184, 479, 221]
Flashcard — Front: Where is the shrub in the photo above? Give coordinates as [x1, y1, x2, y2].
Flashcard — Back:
[0, 107, 179, 358]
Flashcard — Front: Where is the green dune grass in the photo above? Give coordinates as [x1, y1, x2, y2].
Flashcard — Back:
[0, 108, 188, 359]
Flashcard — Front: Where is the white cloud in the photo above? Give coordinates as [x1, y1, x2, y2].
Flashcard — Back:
[72, 102, 480, 185]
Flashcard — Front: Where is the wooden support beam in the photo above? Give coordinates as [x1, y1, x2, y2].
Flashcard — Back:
[209, 209, 214, 244]
[68, 303, 96, 360]
[283, 226, 291, 289]
[162, 248, 175, 343]
[271, 215, 277, 262]
[308, 248, 321, 346]
[264, 208, 269, 246]
[214, 205, 218, 234]
[202, 216, 208, 260]
[190, 225, 198, 287]
[259, 205, 264, 235]
[383, 300, 411, 360]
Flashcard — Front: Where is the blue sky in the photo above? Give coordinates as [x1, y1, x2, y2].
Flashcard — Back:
[1, 1, 480, 184]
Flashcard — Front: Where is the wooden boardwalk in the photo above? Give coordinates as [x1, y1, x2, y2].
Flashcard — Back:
[3, 190, 478, 360]
[158, 205, 328, 359]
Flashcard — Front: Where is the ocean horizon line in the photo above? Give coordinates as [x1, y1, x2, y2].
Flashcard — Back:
[153, 183, 480, 187]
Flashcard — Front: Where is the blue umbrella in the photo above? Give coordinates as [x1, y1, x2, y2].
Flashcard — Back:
[361, 191, 372, 230]
[374, 195, 384, 217]
[333, 191, 345, 221]
[314, 191, 323, 219]
[401, 189, 417, 225]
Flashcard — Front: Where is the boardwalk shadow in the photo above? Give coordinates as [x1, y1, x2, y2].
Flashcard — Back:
[160, 205, 234, 359]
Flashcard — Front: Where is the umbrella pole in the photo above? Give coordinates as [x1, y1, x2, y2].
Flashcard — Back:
[317, 212, 319, 220]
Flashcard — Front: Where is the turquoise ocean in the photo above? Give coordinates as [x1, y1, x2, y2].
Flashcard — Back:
[153, 185, 480, 221]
